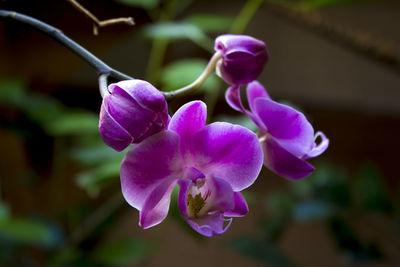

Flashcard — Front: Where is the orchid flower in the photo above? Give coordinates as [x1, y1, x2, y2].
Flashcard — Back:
[215, 34, 269, 85]
[99, 80, 169, 151]
[120, 101, 263, 236]
[226, 81, 329, 180]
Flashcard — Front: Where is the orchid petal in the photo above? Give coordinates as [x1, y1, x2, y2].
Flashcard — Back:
[139, 180, 177, 229]
[184, 214, 232, 237]
[225, 85, 246, 113]
[253, 98, 314, 158]
[224, 192, 249, 217]
[177, 179, 192, 218]
[246, 81, 270, 113]
[193, 122, 263, 191]
[107, 81, 169, 143]
[168, 101, 207, 160]
[201, 177, 235, 214]
[304, 131, 330, 159]
[120, 131, 182, 212]
[261, 137, 315, 180]
[99, 101, 133, 151]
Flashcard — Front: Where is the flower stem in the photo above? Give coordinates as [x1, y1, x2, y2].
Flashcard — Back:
[99, 74, 110, 98]
[0, 9, 220, 100]
[163, 51, 222, 101]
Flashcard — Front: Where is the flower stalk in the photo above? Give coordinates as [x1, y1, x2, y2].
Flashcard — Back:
[163, 51, 222, 101]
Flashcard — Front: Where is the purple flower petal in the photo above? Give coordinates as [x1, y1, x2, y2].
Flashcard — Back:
[261, 136, 315, 180]
[224, 192, 249, 217]
[246, 81, 270, 113]
[107, 82, 168, 143]
[120, 131, 182, 213]
[193, 122, 263, 191]
[168, 101, 207, 160]
[178, 177, 235, 237]
[185, 213, 232, 237]
[304, 131, 330, 159]
[177, 179, 192, 218]
[99, 101, 133, 151]
[139, 179, 177, 228]
[201, 177, 235, 214]
[225, 84, 265, 130]
[225, 85, 246, 113]
[253, 98, 314, 158]
[215, 34, 269, 85]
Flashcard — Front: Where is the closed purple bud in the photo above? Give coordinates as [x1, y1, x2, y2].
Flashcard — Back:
[215, 34, 269, 85]
[99, 80, 169, 151]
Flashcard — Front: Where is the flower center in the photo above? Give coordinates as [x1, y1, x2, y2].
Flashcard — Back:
[187, 193, 205, 218]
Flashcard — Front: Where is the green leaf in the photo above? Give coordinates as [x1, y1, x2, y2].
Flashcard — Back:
[143, 22, 207, 42]
[23, 94, 63, 125]
[230, 237, 297, 267]
[185, 14, 234, 32]
[45, 111, 99, 136]
[76, 159, 123, 197]
[354, 163, 392, 213]
[93, 238, 151, 266]
[114, 0, 159, 9]
[70, 143, 123, 166]
[161, 59, 219, 92]
[0, 79, 27, 105]
[0, 203, 9, 220]
[0, 218, 60, 247]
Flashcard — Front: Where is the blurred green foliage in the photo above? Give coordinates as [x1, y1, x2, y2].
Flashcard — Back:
[0, 79, 150, 265]
[115, 0, 160, 9]
[231, 162, 393, 265]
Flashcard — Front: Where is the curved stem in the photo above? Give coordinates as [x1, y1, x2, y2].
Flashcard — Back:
[163, 51, 222, 101]
[0, 10, 133, 80]
[99, 74, 110, 98]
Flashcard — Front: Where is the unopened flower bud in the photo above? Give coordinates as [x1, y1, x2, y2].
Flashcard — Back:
[215, 34, 269, 85]
[99, 80, 169, 151]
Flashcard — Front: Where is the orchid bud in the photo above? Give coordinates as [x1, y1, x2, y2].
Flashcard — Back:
[214, 34, 269, 85]
[99, 80, 169, 151]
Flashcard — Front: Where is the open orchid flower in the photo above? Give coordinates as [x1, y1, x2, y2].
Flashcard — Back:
[214, 34, 269, 85]
[99, 80, 169, 151]
[120, 101, 263, 236]
[225, 81, 329, 180]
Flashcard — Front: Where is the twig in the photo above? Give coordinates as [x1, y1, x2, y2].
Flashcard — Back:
[0, 10, 218, 100]
[0, 10, 133, 81]
[67, 0, 134, 35]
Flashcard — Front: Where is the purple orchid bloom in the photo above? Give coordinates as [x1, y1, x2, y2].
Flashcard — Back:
[120, 101, 263, 236]
[99, 80, 169, 151]
[226, 81, 329, 180]
[214, 34, 269, 85]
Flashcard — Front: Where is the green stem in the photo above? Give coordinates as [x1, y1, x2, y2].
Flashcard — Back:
[163, 52, 222, 100]
[230, 0, 265, 34]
